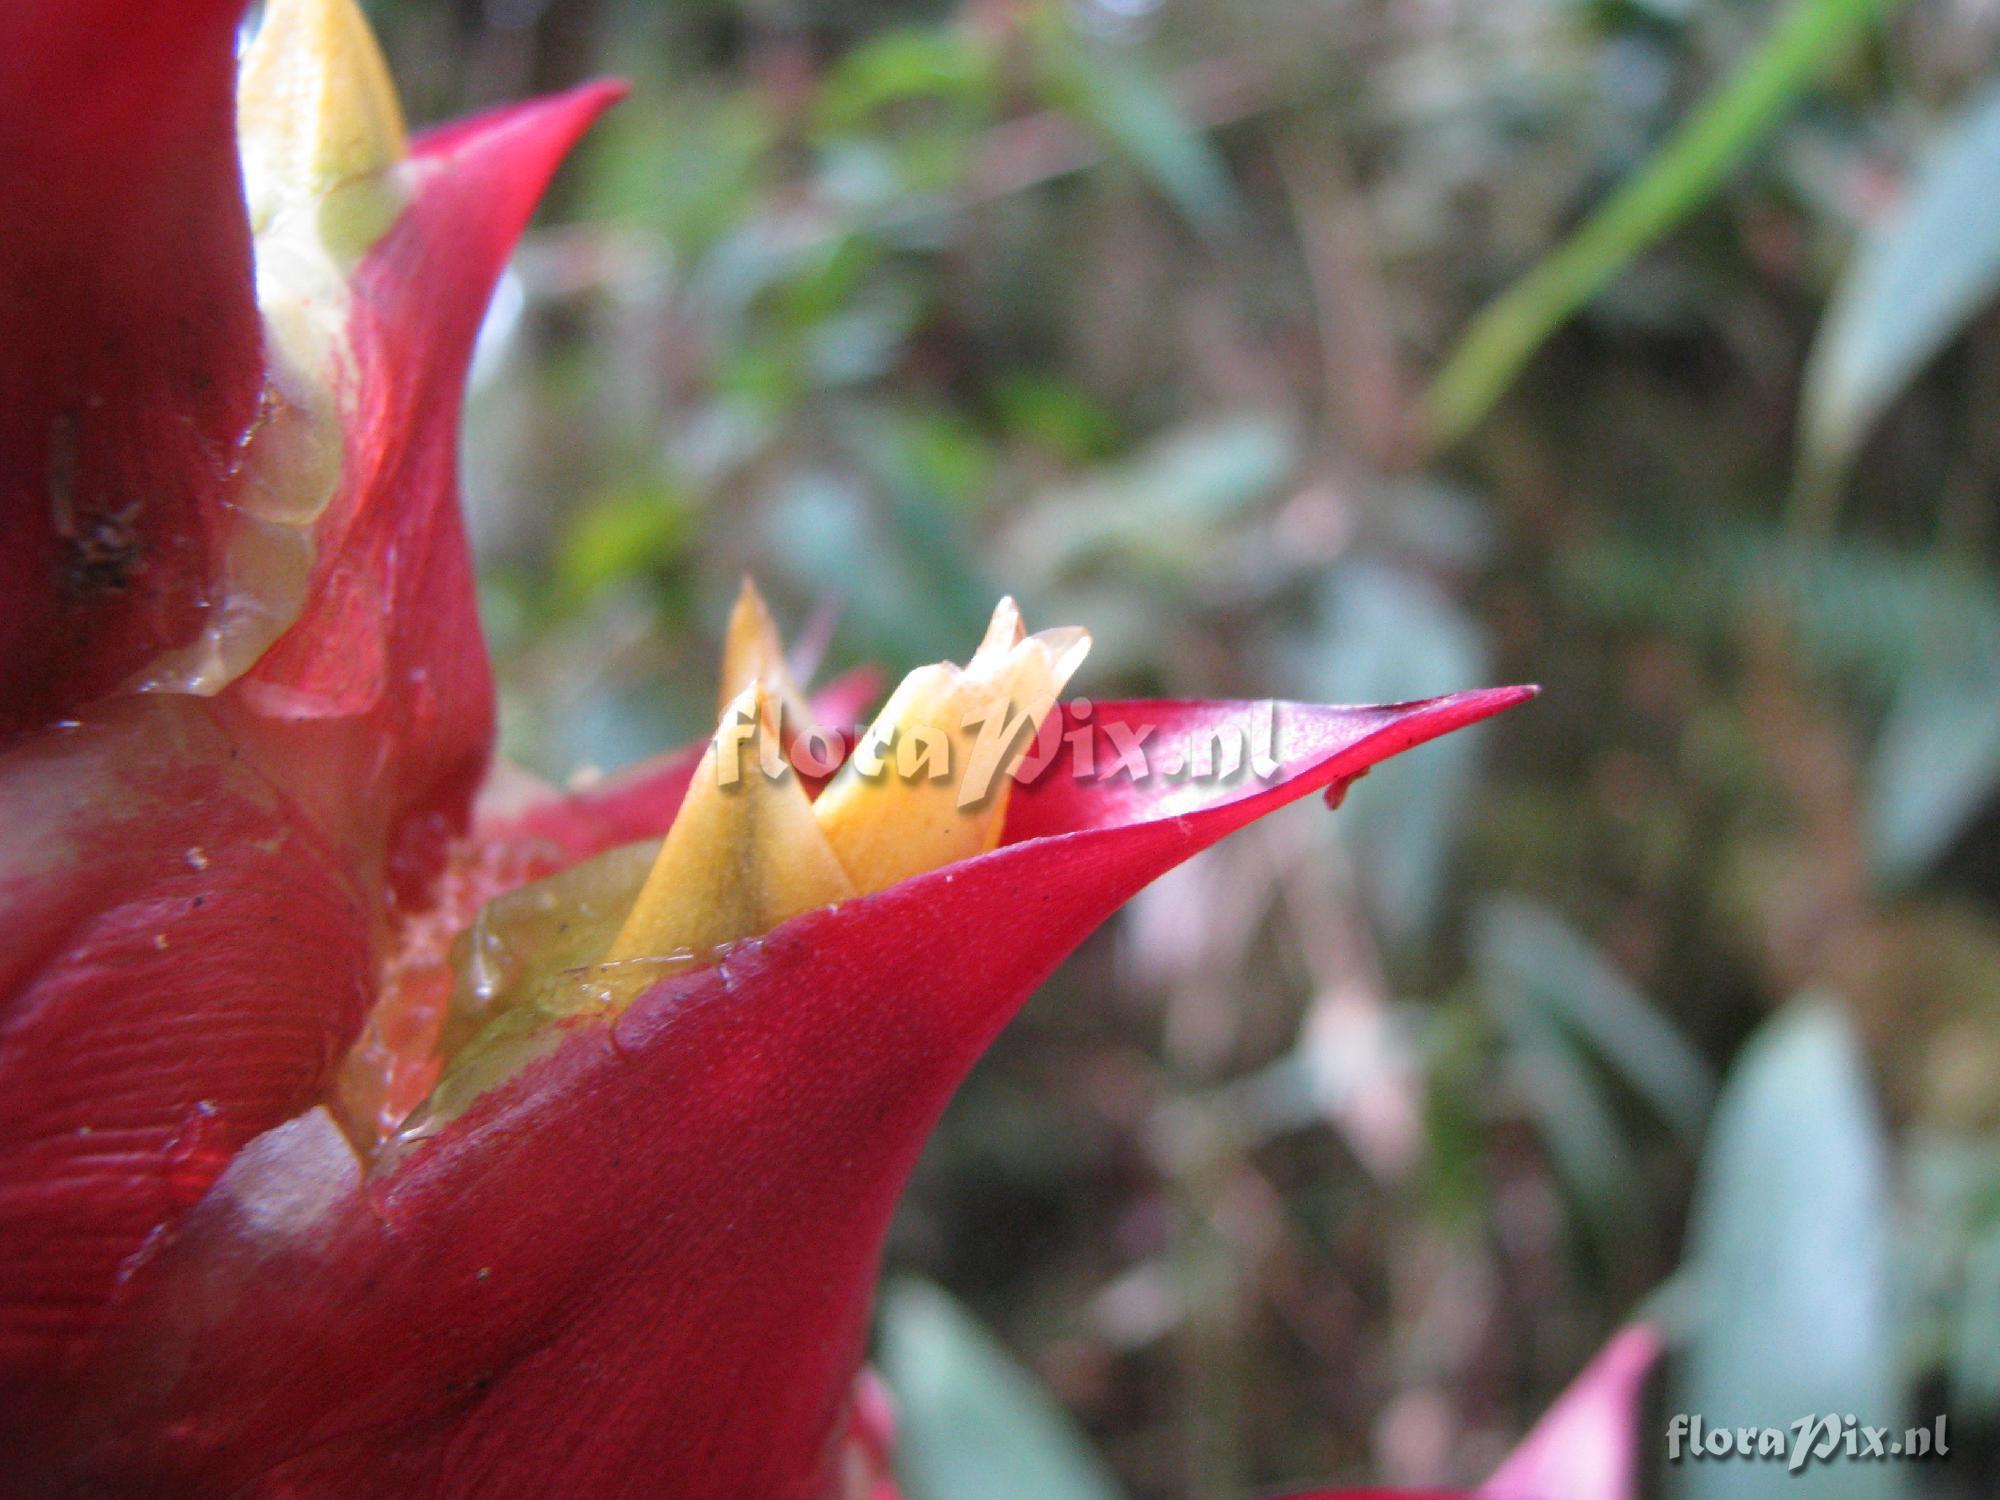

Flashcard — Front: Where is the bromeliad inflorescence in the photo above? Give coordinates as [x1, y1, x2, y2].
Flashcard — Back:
[0, 3, 1564, 1497]
[361, 584, 1093, 1145]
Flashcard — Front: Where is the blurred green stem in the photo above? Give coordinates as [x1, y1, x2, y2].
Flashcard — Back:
[1174, 1130, 1252, 1500]
[1423, 0, 1904, 452]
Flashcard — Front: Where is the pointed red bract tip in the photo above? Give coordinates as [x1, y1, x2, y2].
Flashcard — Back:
[1005, 686, 1537, 843]
[1272, 1320, 1655, 1500]
[1480, 1324, 1656, 1500]
[236, 79, 628, 894]
[0, 20, 1545, 1496]
[0, 67, 627, 1476]
[44, 688, 1532, 1498]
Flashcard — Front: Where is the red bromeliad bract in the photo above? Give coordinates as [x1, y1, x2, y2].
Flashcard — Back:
[0, 4, 1603, 1497]
[1284, 1324, 1661, 1500]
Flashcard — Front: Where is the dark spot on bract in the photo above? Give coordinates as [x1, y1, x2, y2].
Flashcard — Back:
[63, 502, 145, 598]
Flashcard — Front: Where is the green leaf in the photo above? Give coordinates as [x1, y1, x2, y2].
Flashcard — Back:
[1425, 0, 1904, 448]
[1799, 80, 2000, 506]
[1950, 1218, 2000, 1410]
[879, 1279, 1128, 1500]
[1474, 897, 1716, 1139]
[579, 91, 774, 251]
[1011, 416, 1295, 581]
[552, 480, 696, 605]
[1471, 904, 1700, 1250]
[1041, 45, 1244, 234]
[832, 404, 996, 514]
[989, 373, 1122, 463]
[1494, 998, 1649, 1248]
[815, 28, 997, 134]
[1868, 656, 2000, 887]
[767, 471, 985, 666]
[1569, 524, 2000, 694]
[1671, 1000, 1905, 1500]
[1903, 1134, 2000, 1412]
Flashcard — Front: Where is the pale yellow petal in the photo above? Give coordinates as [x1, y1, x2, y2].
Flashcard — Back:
[238, 0, 408, 235]
[975, 595, 1027, 657]
[607, 683, 855, 965]
[814, 601, 1090, 895]
[718, 578, 816, 740]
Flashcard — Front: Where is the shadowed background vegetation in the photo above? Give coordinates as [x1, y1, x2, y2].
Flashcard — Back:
[358, 0, 2000, 1493]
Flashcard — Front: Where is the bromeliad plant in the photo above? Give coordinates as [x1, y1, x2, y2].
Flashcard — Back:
[0, 3, 1611, 1496]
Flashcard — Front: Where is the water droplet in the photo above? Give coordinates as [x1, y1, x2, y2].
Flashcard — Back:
[163, 1100, 227, 1203]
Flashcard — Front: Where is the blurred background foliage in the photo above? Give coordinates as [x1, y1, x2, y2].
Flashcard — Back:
[367, 0, 2000, 1492]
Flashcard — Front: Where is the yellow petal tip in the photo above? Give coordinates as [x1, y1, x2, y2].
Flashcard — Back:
[607, 680, 854, 968]
[976, 596, 1027, 659]
[719, 578, 818, 745]
[813, 600, 1090, 896]
[239, 0, 408, 231]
